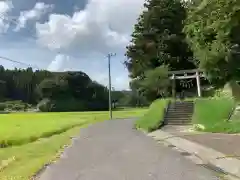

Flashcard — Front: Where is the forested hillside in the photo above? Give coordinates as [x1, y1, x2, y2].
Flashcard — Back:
[0, 65, 109, 111]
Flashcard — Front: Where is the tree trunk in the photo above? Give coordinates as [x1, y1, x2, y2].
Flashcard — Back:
[229, 80, 240, 103]
[227, 80, 240, 120]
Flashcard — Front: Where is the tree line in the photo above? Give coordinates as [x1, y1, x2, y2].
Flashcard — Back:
[0, 65, 149, 112]
[0, 66, 111, 111]
[125, 0, 240, 102]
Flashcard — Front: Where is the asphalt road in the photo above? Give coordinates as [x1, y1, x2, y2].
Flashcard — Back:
[38, 119, 219, 180]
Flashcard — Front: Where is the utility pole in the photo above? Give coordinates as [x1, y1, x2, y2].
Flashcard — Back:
[107, 53, 116, 119]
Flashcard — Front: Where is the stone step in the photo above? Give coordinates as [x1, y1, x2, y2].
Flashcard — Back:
[167, 119, 192, 122]
[166, 118, 191, 121]
[167, 109, 193, 111]
[166, 116, 192, 119]
[167, 122, 192, 125]
[171, 106, 193, 109]
[169, 104, 194, 107]
[164, 101, 194, 125]
[170, 102, 194, 105]
[168, 106, 193, 109]
[165, 118, 192, 122]
[174, 101, 194, 104]
[169, 108, 193, 110]
[168, 105, 193, 108]
[173, 104, 194, 106]
[170, 102, 193, 104]
[169, 109, 193, 111]
[166, 118, 192, 121]
[172, 102, 194, 105]
[167, 112, 192, 114]
[167, 110, 193, 113]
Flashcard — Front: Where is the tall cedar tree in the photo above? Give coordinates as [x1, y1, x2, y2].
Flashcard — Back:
[125, 0, 196, 80]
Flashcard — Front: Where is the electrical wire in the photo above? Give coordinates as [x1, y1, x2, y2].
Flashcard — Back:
[0, 56, 39, 69]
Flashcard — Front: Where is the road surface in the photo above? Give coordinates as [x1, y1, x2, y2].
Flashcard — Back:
[39, 119, 219, 180]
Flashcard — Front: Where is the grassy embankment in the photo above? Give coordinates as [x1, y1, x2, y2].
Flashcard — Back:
[0, 109, 147, 180]
[135, 96, 240, 134]
[135, 99, 169, 132]
[192, 97, 240, 133]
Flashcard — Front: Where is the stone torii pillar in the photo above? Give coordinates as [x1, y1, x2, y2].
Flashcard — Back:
[172, 74, 176, 99]
[196, 71, 201, 97]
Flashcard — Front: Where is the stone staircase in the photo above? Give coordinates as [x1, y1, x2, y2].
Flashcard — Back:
[164, 101, 194, 125]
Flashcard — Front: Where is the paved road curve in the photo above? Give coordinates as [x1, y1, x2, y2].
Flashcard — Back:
[39, 119, 219, 180]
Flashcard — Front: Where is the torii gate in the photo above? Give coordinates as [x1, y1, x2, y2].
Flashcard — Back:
[169, 69, 205, 98]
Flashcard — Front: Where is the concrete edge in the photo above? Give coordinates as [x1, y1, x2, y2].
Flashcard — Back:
[148, 130, 240, 180]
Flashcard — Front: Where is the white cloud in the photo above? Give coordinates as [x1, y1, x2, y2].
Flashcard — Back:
[0, 0, 13, 33]
[35, 0, 145, 90]
[114, 76, 130, 90]
[47, 54, 70, 72]
[14, 2, 54, 32]
[89, 69, 130, 90]
[35, 0, 145, 54]
[95, 75, 130, 90]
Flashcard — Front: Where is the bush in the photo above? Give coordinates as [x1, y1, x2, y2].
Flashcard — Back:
[12, 104, 25, 111]
[3, 101, 31, 112]
[37, 99, 53, 112]
[87, 101, 108, 111]
[51, 99, 87, 112]
[135, 99, 169, 132]
[37, 98, 89, 112]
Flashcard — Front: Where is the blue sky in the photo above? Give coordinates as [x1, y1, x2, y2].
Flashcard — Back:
[0, 0, 144, 90]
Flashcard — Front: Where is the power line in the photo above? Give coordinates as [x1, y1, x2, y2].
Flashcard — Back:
[0, 56, 40, 69]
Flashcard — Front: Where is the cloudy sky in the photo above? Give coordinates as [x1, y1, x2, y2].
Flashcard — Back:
[0, 0, 145, 90]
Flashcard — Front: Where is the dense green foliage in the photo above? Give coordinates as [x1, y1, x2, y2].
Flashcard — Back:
[135, 99, 169, 132]
[184, 0, 240, 87]
[125, 0, 196, 100]
[0, 66, 109, 111]
[112, 90, 150, 107]
[192, 98, 240, 133]
[140, 65, 170, 99]
[0, 66, 148, 111]
[0, 100, 31, 112]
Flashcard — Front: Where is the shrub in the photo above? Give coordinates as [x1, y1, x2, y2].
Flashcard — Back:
[37, 98, 88, 112]
[2, 101, 31, 112]
[13, 104, 25, 111]
[37, 99, 53, 112]
[51, 99, 87, 112]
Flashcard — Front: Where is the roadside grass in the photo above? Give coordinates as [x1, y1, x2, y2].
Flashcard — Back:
[135, 99, 169, 132]
[0, 127, 82, 180]
[0, 109, 146, 147]
[0, 108, 146, 179]
[192, 97, 240, 133]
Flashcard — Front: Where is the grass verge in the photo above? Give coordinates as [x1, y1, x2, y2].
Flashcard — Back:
[135, 99, 169, 132]
[0, 109, 146, 148]
[0, 108, 147, 179]
[0, 127, 81, 180]
[192, 97, 240, 133]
